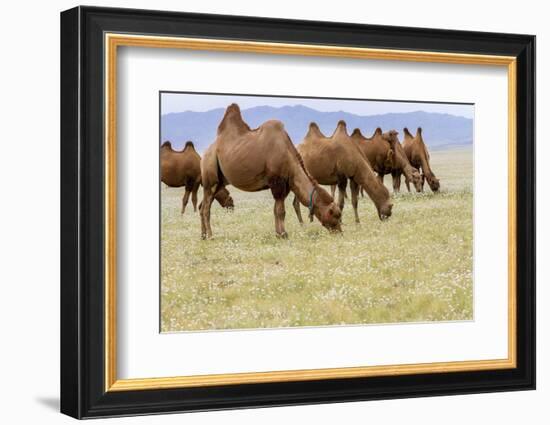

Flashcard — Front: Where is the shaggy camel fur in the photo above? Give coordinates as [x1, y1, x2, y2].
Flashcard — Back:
[351, 128, 423, 193]
[160, 141, 234, 213]
[200, 104, 342, 239]
[402, 127, 440, 192]
[294, 121, 393, 224]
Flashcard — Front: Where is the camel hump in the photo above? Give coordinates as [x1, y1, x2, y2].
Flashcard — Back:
[351, 128, 363, 137]
[161, 140, 172, 149]
[263, 119, 285, 130]
[183, 141, 195, 150]
[306, 122, 324, 138]
[332, 120, 348, 137]
[374, 127, 382, 136]
[416, 127, 423, 136]
[403, 127, 413, 137]
[217, 103, 250, 134]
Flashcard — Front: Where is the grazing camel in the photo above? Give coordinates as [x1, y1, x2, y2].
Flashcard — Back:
[350, 128, 423, 193]
[160, 141, 234, 213]
[294, 121, 393, 224]
[200, 104, 342, 239]
[402, 127, 440, 192]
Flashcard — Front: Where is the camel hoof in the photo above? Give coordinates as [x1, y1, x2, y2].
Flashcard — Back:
[277, 232, 288, 239]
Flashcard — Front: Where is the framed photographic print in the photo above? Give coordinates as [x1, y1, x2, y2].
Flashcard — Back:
[60, 6, 536, 419]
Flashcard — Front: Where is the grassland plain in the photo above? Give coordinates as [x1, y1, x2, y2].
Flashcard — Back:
[161, 147, 473, 332]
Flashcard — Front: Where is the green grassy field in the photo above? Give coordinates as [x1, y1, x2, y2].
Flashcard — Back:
[161, 147, 473, 332]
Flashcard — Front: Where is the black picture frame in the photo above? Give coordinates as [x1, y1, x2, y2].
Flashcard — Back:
[60, 5, 535, 419]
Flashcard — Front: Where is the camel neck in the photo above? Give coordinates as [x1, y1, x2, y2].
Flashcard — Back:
[395, 147, 414, 180]
[419, 154, 434, 178]
[354, 160, 388, 210]
[290, 163, 316, 207]
[401, 160, 415, 181]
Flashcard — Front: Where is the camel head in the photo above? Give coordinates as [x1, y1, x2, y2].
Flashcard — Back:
[381, 129, 399, 168]
[376, 187, 393, 221]
[310, 185, 342, 233]
[409, 168, 423, 192]
[222, 195, 235, 210]
[426, 174, 440, 192]
[382, 129, 399, 147]
[217, 188, 235, 210]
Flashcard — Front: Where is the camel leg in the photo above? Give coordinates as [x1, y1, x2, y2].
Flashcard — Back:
[200, 187, 215, 239]
[269, 177, 290, 238]
[392, 172, 401, 193]
[405, 178, 411, 192]
[330, 184, 336, 198]
[181, 188, 191, 214]
[337, 178, 347, 213]
[360, 187, 365, 198]
[191, 182, 200, 212]
[292, 195, 304, 224]
[377, 173, 384, 185]
[273, 198, 288, 238]
[200, 145, 223, 239]
[350, 180, 360, 224]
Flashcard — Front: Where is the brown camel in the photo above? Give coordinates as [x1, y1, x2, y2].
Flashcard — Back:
[160, 141, 234, 213]
[402, 127, 440, 192]
[200, 104, 342, 239]
[294, 121, 393, 224]
[350, 128, 423, 193]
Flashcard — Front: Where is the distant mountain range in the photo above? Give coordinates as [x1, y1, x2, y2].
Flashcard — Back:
[161, 105, 473, 153]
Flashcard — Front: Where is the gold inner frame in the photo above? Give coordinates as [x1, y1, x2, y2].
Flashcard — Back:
[104, 33, 517, 392]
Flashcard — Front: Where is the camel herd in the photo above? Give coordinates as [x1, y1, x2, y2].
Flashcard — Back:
[161, 103, 440, 239]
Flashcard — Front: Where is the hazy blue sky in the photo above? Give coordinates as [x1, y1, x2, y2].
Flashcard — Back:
[161, 92, 474, 119]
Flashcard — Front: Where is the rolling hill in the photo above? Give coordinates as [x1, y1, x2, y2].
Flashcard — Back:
[161, 105, 473, 153]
